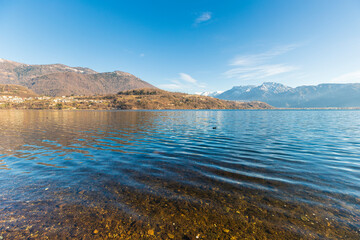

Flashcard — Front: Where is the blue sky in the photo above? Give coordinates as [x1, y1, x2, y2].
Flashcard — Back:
[0, 0, 360, 93]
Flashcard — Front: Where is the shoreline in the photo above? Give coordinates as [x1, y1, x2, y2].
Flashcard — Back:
[1, 107, 360, 111]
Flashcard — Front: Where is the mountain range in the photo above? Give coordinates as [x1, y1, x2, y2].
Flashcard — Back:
[216, 82, 360, 108]
[0, 58, 155, 96]
[2, 58, 359, 108]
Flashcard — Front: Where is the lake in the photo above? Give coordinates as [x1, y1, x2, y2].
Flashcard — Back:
[0, 110, 359, 239]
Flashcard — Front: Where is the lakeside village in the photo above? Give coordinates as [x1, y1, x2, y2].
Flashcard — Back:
[0, 95, 108, 109]
[0, 95, 65, 103]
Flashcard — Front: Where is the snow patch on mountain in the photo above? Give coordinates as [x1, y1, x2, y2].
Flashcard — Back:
[195, 91, 224, 97]
[259, 82, 292, 93]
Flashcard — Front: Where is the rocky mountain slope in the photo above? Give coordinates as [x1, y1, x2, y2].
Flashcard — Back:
[27, 71, 155, 97]
[0, 58, 155, 96]
[218, 82, 360, 108]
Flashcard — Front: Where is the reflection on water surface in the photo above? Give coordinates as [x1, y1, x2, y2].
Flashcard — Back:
[0, 110, 360, 239]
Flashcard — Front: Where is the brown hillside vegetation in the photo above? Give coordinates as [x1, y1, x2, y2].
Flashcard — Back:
[0, 84, 38, 98]
[0, 88, 273, 110]
[0, 58, 156, 96]
[111, 89, 273, 110]
[27, 71, 156, 97]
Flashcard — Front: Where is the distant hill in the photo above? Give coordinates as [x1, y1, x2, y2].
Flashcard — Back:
[0, 58, 156, 96]
[0, 84, 38, 98]
[112, 89, 273, 110]
[0, 87, 274, 110]
[218, 82, 360, 108]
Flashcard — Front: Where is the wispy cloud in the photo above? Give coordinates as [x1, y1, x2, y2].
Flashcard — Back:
[224, 64, 297, 80]
[159, 73, 206, 91]
[225, 44, 300, 81]
[194, 12, 212, 25]
[332, 71, 360, 83]
[230, 44, 298, 66]
[159, 83, 182, 90]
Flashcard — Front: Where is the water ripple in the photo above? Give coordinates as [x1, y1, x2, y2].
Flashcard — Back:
[0, 110, 360, 238]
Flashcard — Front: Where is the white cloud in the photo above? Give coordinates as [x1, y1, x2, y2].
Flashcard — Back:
[158, 83, 182, 90]
[332, 71, 360, 83]
[225, 44, 299, 81]
[140, 53, 145, 57]
[179, 73, 197, 83]
[194, 12, 212, 25]
[159, 73, 206, 92]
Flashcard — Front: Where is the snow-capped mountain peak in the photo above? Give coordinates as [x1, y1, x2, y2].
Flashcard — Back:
[195, 91, 224, 97]
[259, 82, 292, 93]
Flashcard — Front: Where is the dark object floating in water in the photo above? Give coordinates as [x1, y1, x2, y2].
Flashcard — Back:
[213, 127, 217, 129]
